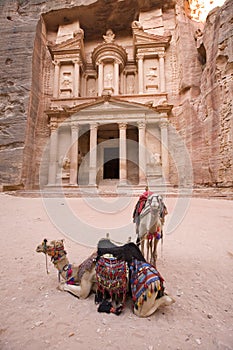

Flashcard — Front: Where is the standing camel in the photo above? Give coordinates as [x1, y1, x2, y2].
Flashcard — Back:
[137, 193, 166, 265]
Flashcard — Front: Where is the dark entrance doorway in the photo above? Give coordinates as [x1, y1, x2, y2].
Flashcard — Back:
[103, 147, 119, 179]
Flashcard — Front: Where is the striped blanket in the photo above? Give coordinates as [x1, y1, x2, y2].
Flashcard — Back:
[130, 259, 164, 309]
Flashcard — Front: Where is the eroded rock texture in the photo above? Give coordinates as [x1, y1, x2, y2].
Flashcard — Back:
[172, 0, 233, 187]
[0, 0, 232, 189]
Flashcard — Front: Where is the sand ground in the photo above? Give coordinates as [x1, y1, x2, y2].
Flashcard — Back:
[0, 192, 233, 350]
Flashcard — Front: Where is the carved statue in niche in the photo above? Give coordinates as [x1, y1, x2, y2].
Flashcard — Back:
[59, 156, 70, 170]
[147, 152, 161, 178]
[61, 72, 72, 88]
[103, 29, 115, 43]
[150, 152, 161, 165]
[146, 67, 158, 81]
[104, 72, 113, 87]
[87, 78, 96, 97]
[127, 74, 135, 94]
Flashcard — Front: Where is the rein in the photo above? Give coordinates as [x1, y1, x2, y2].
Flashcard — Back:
[42, 238, 67, 275]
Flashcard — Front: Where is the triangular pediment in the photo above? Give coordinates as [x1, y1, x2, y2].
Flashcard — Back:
[133, 29, 171, 47]
[48, 34, 84, 56]
[71, 98, 154, 117]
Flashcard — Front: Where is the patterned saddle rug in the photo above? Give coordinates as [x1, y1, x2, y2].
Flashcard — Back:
[130, 259, 164, 310]
[96, 256, 128, 304]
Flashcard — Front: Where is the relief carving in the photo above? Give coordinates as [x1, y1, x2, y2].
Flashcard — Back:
[127, 74, 135, 94]
[104, 72, 113, 88]
[60, 71, 72, 97]
[61, 72, 72, 88]
[103, 29, 115, 43]
[146, 67, 158, 81]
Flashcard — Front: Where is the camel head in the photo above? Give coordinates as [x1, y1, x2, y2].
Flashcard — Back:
[36, 239, 66, 258]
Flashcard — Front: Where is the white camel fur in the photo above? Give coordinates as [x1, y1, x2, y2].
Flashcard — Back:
[36, 239, 97, 299]
[138, 194, 164, 265]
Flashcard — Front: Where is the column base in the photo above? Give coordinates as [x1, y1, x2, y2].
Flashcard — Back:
[78, 184, 98, 195]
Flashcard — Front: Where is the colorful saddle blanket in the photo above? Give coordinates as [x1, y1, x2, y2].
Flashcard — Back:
[96, 256, 128, 303]
[130, 259, 164, 309]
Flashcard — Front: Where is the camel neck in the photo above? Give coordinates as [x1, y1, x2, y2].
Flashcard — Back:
[53, 255, 70, 278]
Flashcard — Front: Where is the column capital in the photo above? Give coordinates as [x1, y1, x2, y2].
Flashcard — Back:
[136, 53, 144, 61]
[90, 122, 98, 130]
[52, 60, 60, 66]
[118, 122, 127, 130]
[158, 53, 166, 59]
[137, 121, 146, 129]
[73, 58, 81, 65]
[160, 118, 169, 128]
[71, 122, 79, 131]
[96, 60, 103, 66]
[49, 120, 58, 131]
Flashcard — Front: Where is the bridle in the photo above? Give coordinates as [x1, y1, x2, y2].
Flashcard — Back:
[140, 194, 160, 219]
[41, 238, 67, 274]
[148, 194, 161, 211]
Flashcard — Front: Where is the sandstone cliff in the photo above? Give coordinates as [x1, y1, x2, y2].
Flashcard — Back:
[172, 0, 233, 187]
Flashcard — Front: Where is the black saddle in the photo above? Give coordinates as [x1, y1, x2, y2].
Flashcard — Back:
[97, 239, 146, 264]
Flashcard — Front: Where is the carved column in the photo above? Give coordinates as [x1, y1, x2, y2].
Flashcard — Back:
[123, 71, 126, 94]
[138, 121, 146, 184]
[97, 62, 104, 96]
[137, 54, 144, 94]
[114, 61, 119, 95]
[159, 53, 166, 92]
[53, 61, 60, 98]
[160, 117, 169, 181]
[119, 122, 127, 184]
[70, 123, 79, 185]
[48, 121, 58, 185]
[89, 123, 98, 186]
[73, 60, 80, 98]
[82, 73, 87, 97]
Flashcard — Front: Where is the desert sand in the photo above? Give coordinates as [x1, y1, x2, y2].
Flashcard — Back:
[0, 192, 233, 350]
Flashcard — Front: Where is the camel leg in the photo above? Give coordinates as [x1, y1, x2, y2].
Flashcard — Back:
[63, 280, 92, 299]
[63, 271, 94, 299]
[147, 239, 153, 263]
[134, 294, 175, 318]
[152, 238, 159, 266]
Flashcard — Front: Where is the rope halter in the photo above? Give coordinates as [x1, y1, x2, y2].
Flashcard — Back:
[40, 239, 67, 273]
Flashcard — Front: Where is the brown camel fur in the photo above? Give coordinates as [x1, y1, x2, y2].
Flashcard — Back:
[36, 239, 97, 299]
[36, 238, 175, 317]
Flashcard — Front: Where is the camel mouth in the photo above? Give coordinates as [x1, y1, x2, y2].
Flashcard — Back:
[36, 245, 45, 253]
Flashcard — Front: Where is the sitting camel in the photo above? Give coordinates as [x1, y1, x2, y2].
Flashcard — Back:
[97, 239, 175, 317]
[36, 239, 97, 299]
[36, 238, 175, 317]
[130, 259, 175, 317]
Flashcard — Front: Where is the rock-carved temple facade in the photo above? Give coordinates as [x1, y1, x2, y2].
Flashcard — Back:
[1, 0, 232, 192]
[45, 20, 172, 189]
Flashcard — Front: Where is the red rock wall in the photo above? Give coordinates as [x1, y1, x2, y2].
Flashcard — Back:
[172, 0, 233, 187]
